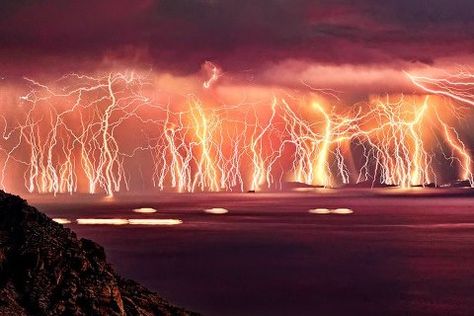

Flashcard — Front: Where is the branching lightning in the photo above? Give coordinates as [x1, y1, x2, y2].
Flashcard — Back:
[0, 69, 472, 195]
[406, 70, 474, 106]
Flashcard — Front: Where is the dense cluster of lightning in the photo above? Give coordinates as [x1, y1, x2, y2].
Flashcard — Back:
[1, 72, 150, 195]
[0, 70, 472, 196]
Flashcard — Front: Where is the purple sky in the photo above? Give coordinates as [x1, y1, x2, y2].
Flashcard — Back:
[0, 0, 472, 75]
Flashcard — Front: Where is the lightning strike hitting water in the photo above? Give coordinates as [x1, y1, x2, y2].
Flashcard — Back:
[0, 69, 472, 195]
[2, 72, 150, 196]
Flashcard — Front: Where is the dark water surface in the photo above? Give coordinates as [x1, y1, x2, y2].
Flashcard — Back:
[31, 190, 474, 316]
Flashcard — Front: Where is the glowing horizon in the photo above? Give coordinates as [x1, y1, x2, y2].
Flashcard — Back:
[0, 67, 472, 196]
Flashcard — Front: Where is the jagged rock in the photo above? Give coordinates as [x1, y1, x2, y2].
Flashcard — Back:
[0, 191, 197, 316]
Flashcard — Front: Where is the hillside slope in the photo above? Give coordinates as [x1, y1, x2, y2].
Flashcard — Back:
[0, 191, 197, 316]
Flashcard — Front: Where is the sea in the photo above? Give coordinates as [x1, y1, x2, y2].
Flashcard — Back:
[28, 188, 474, 316]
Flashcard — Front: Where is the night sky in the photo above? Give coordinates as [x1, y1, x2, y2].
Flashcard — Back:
[0, 1, 472, 80]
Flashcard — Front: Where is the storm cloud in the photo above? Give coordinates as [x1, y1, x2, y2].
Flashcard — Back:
[0, 0, 472, 74]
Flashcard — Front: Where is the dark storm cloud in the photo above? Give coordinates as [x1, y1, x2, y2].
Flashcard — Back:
[0, 0, 472, 72]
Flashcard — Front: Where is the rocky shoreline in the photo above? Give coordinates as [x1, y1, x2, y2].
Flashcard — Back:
[0, 191, 197, 315]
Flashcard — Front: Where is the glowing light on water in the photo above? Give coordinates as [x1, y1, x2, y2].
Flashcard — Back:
[128, 219, 182, 225]
[53, 218, 71, 224]
[75, 218, 182, 225]
[77, 218, 128, 225]
[332, 208, 354, 215]
[204, 207, 229, 214]
[133, 207, 158, 214]
[308, 208, 354, 215]
[308, 208, 331, 214]
[292, 187, 314, 192]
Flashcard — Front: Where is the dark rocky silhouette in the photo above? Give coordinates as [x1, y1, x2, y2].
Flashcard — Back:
[0, 191, 197, 315]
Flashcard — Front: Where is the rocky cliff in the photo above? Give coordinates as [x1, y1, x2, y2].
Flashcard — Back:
[0, 191, 197, 316]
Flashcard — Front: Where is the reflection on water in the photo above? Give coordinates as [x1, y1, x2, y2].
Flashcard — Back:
[74, 218, 183, 226]
[308, 208, 331, 214]
[52, 218, 72, 224]
[204, 207, 229, 214]
[308, 208, 354, 215]
[77, 218, 128, 225]
[128, 219, 182, 225]
[333, 208, 354, 214]
[133, 207, 158, 214]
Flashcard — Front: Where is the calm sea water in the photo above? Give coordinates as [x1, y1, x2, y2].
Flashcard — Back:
[30, 189, 474, 316]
